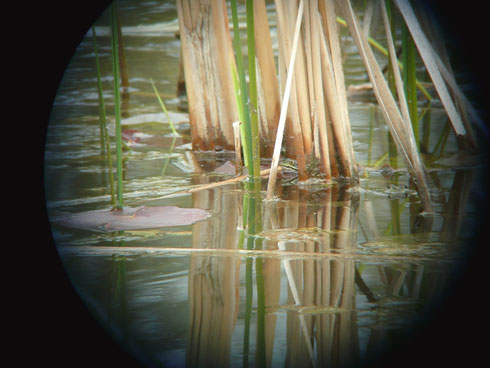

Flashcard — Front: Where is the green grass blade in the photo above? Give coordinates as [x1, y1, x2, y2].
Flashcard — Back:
[92, 26, 116, 207]
[150, 79, 178, 136]
[246, 0, 261, 180]
[111, 2, 124, 209]
[230, 0, 253, 175]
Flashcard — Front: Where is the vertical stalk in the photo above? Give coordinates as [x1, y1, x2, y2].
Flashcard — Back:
[402, 23, 419, 151]
[230, 0, 253, 173]
[111, 2, 124, 209]
[255, 256, 266, 368]
[246, 0, 261, 180]
[385, 0, 398, 168]
[266, 0, 305, 199]
[92, 26, 116, 207]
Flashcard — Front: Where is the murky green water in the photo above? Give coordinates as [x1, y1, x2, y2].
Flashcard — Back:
[44, 1, 485, 367]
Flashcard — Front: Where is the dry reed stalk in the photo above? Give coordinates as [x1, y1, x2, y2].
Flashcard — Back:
[306, 0, 331, 177]
[254, 0, 281, 155]
[380, 1, 412, 128]
[335, 0, 433, 212]
[322, 0, 357, 176]
[274, 0, 308, 179]
[266, 0, 305, 199]
[176, 0, 237, 151]
[394, 0, 469, 145]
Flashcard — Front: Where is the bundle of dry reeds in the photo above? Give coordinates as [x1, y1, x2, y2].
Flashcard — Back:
[176, 0, 482, 211]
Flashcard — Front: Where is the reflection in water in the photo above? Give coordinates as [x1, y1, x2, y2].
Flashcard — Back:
[181, 163, 474, 367]
[54, 166, 475, 368]
[188, 179, 361, 367]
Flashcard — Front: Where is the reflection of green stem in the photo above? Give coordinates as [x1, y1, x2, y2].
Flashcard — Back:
[110, 255, 127, 326]
[255, 257, 266, 368]
[243, 256, 253, 367]
[242, 180, 264, 365]
[367, 106, 375, 166]
[430, 120, 450, 160]
[92, 26, 116, 207]
[160, 136, 177, 176]
[373, 151, 389, 168]
[421, 101, 432, 153]
[384, 197, 408, 235]
[111, 2, 124, 209]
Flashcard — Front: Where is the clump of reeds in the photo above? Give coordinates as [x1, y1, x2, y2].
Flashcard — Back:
[175, 0, 482, 211]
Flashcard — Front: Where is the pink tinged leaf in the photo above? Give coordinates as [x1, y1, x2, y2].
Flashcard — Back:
[56, 206, 210, 232]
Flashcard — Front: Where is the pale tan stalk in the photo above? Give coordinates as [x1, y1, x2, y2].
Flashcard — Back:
[284, 0, 313, 156]
[308, 0, 331, 177]
[267, 0, 305, 200]
[254, 0, 281, 154]
[321, 0, 356, 177]
[394, 0, 467, 140]
[335, 0, 432, 212]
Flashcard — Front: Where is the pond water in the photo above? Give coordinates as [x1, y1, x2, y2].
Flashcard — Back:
[44, 1, 486, 367]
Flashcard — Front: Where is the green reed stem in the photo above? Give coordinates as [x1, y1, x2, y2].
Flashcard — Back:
[150, 79, 178, 136]
[421, 101, 432, 153]
[92, 26, 116, 207]
[385, 0, 398, 169]
[111, 2, 124, 209]
[230, 0, 253, 174]
[246, 0, 261, 180]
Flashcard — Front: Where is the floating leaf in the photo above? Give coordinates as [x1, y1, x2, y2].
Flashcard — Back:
[56, 206, 210, 232]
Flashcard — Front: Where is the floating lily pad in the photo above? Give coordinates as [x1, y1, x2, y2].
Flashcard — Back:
[56, 206, 210, 232]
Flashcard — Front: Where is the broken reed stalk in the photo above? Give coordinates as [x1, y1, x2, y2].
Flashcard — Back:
[335, 0, 433, 212]
[153, 167, 282, 201]
[110, 3, 124, 210]
[393, 0, 472, 147]
[266, 0, 305, 200]
[92, 26, 116, 207]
